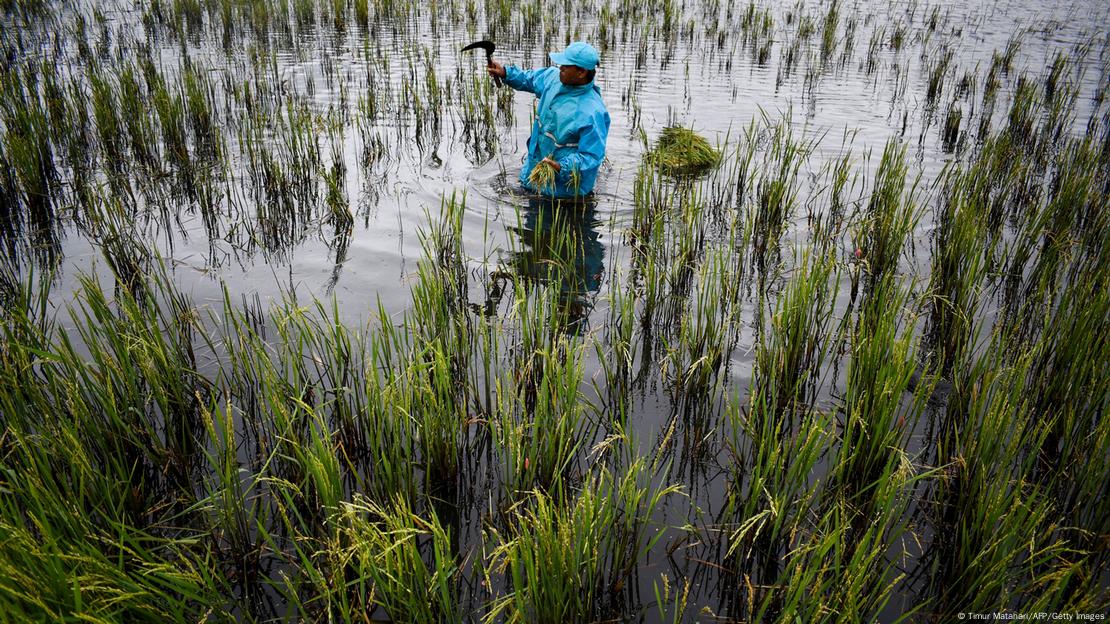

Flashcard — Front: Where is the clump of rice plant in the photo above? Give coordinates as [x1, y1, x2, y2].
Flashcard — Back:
[647, 126, 721, 176]
[568, 167, 581, 194]
[942, 105, 962, 152]
[528, 156, 557, 193]
[334, 495, 460, 623]
[855, 138, 919, 289]
[484, 460, 679, 623]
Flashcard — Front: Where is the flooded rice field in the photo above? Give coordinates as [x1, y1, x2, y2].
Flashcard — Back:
[1, 0, 1108, 621]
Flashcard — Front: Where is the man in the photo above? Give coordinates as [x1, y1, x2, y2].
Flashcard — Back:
[487, 42, 611, 198]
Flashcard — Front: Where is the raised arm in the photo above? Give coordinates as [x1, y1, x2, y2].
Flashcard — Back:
[501, 66, 555, 95]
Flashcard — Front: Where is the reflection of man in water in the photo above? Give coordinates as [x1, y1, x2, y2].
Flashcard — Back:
[497, 197, 605, 333]
[487, 42, 610, 198]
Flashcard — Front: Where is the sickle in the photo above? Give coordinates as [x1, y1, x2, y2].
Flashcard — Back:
[461, 40, 502, 88]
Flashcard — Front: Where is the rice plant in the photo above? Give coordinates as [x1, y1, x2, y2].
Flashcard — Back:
[526, 157, 557, 194]
[333, 495, 460, 622]
[835, 274, 931, 499]
[925, 165, 987, 375]
[751, 115, 813, 256]
[484, 460, 679, 623]
[855, 138, 918, 290]
[752, 248, 838, 416]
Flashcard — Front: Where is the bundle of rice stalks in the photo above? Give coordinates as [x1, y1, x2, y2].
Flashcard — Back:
[528, 157, 558, 193]
[648, 126, 721, 176]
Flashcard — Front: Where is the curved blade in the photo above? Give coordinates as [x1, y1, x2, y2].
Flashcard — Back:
[461, 40, 501, 87]
[461, 40, 496, 55]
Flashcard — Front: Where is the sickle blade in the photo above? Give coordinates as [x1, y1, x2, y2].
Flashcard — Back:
[460, 40, 495, 54]
[461, 40, 501, 87]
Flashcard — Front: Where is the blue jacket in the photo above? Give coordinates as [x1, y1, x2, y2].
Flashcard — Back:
[504, 66, 610, 197]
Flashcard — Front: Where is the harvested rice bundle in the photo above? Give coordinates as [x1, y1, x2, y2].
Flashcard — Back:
[648, 126, 720, 176]
[528, 157, 558, 192]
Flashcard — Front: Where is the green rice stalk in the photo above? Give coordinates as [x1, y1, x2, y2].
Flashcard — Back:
[335, 495, 460, 623]
[926, 166, 987, 375]
[836, 274, 932, 500]
[484, 460, 679, 623]
[855, 138, 919, 290]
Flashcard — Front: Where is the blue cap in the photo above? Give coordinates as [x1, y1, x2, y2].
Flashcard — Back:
[549, 41, 600, 71]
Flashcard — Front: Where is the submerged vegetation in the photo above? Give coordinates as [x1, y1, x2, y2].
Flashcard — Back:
[1, 0, 1108, 621]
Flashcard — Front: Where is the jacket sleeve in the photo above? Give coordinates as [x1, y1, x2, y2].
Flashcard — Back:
[504, 66, 551, 95]
[556, 108, 610, 184]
